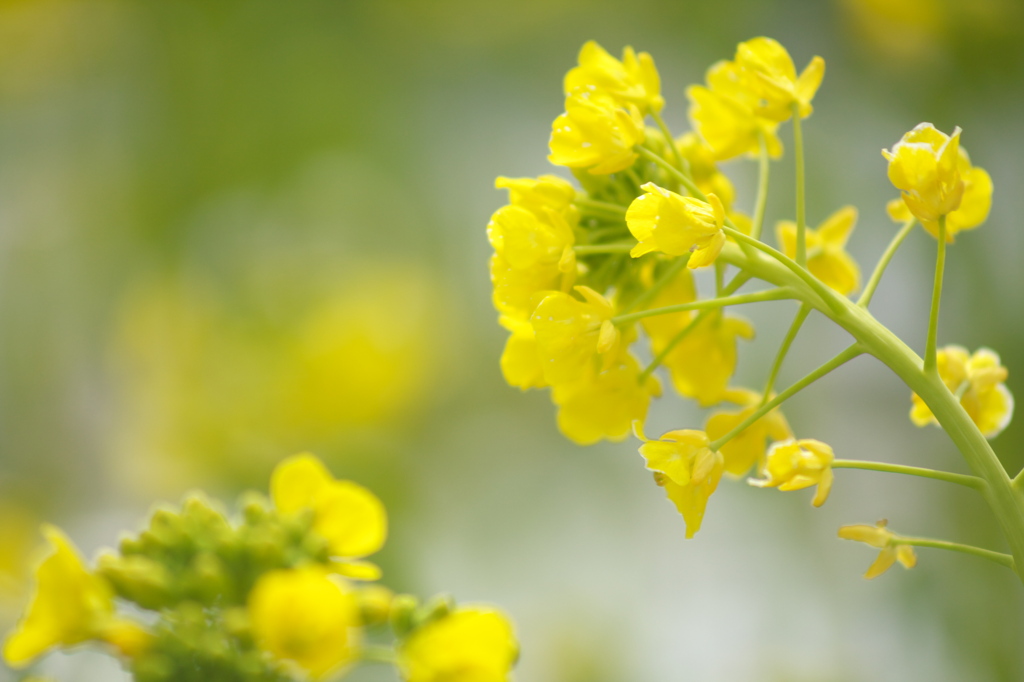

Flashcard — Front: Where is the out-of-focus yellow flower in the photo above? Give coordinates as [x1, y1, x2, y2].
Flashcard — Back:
[249, 566, 360, 679]
[687, 59, 783, 161]
[3, 526, 143, 667]
[750, 439, 835, 507]
[551, 352, 660, 445]
[705, 388, 793, 477]
[549, 87, 645, 175]
[490, 254, 565, 318]
[626, 183, 726, 267]
[675, 132, 736, 210]
[639, 265, 697, 351]
[489, 175, 577, 275]
[776, 206, 861, 295]
[398, 606, 518, 682]
[564, 41, 664, 115]
[840, 0, 947, 65]
[911, 346, 1013, 438]
[882, 123, 964, 224]
[271, 454, 387, 580]
[659, 310, 755, 407]
[531, 286, 620, 386]
[636, 427, 724, 538]
[497, 314, 547, 390]
[735, 37, 825, 121]
[838, 521, 917, 579]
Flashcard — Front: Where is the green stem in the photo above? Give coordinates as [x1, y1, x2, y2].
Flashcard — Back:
[710, 344, 863, 452]
[895, 536, 1014, 569]
[360, 645, 397, 664]
[636, 145, 705, 200]
[857, 218, 917, 308]
[575, 197, 627, 216]
[832, 459, 985, 491]
[650, 110, 688, 174]
[751, 132, 771, 241]
[575, 242, 634, 255]
[584, 225, 630, 243]
[613, 288, 793, 326]
[761, 303, 811, 406]
[924, 215, 947, 374]
[621, 255, 689, 315]
[792, 102, 807, 267]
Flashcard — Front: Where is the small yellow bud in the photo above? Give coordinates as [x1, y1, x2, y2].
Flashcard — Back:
[750, 438, 835, 507]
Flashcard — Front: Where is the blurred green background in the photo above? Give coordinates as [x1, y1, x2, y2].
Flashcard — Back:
[2, 0, 1024, 679]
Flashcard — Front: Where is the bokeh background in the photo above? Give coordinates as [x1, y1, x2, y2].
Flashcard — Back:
[2, 0, 1024, 679]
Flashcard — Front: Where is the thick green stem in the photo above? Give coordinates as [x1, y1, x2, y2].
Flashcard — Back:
[711, 344, 863, 452]
[613, 288, 793, 326]
[895, 536, 1014, 569]
[751, 133, 771, 241]
[761, 303, 811, 405]
[832, 459, 985, 491]
[575, 242, 634, 255]
[858, 218, 917, 308]
[792, 103, 807, 266]
[924, 215, 947, 374]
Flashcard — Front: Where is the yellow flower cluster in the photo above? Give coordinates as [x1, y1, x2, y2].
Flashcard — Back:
[910, 346, 1014, 438]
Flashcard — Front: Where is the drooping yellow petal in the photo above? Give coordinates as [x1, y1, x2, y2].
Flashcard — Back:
[314, 481, 388, 560]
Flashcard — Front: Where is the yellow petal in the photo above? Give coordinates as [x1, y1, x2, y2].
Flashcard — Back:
[864, 547, 897, 579]
[314, 481, 388, 559]
[271, 453, 334, 516]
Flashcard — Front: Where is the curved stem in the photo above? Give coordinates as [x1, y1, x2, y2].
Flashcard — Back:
[621, 255, 689, 315]
[895, 536, 1014, 569]
[792, 103, 807, 266]
[924, 215, 947, 374]
[612, 288, 793, 326]
[761, 303, 811, 405]
[575, 242, 633, 255]
[858, 218, 917, 308]
[751, 132, 771, 241]
[636, 145, 705, 200]
[575, 197, 627, 215]
[650, 110, 687, 174]
[710, 344, 863, 452]
[832, 459, 985, 491]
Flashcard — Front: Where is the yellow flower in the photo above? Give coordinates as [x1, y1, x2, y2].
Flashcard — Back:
[636, 427, 724, 538]
[687, 59, 783, 161]
[838, 521, 917, 579]
[497, 313, 546, 390]
[659, 310, 755, 408]
[564, 40, 664, 115]
[549, 87, 645, 175]
[489, 253, 566, 319]
[734, 37, 825, 121]
[270, 453, 387, 580]
[530, 286, 620, 386]
[398, 606, 518, 682]
[551, 351, 660, 445]
[705, 388, 793, 477]
[494, 174, 577, 217]
[249, 566, 361, 679]
[910, 346, 1013, 438]
[3, 526, 144, 667]
[675, 132, 736, 210]
[882, 123, 964, 224]
[750, 438, 835, 507]
[776, 206, 862, 295]
[626, 183, 726, 267]
[489, 175, 577, 274]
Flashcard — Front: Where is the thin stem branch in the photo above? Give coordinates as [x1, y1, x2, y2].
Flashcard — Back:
[575, 242, 634, 255]
[360, 645, 397, 664]
[832, 459, 985, 491]
[635, 145, 705, 200]
[924, 215, 947, 374]
[761, 303, 811, 406]
[650, 110, 687, 174]
[751, 132, 771, 241]
[792, 102, 807, 266]
[621, 255, 689, 315]
[857, 218, 917, 308]
[896, 536, 1014, 569]
[613, 288, 793, 326]
[710, 344, 863, 451]
[574, 197, 627, 216]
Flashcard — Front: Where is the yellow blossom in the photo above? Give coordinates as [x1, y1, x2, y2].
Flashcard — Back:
[270, 453, 387, 580]
[636, 427, 724, 538]
[705, 388, 793, 477]
[249, 566, 361, 679]
[551, 351, 660, 445]
[489, 175, 577, 274]
[494, 174, 577, 217]
[777, 206, 862, 295]
[910, 346, 1013, 438]
[687, 59, 783, 161]
[530, 286, 620, 386]
[489, 254, 566, 319]
[3, 526, 145, 667]
[675, 132, 736, 210]
[882, 123, 964, 224]
[750, 438, 835, 507]
[734, 37, 825, 121]
[626, 182, 726, 267]
[398, 606, 518, 682]
[838, 521, 917, 579]
[659, 310, 755, 407]
[549, 87, 645, 175]
[497, 313, 547, 391]
[639, 265, 697, 351]
[564, 41, 664, 115]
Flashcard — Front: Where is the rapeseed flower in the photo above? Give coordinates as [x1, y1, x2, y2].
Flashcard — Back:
[626, 182, 726, 267]
[530, 286, 620, 386]
[638, 265, 697, 351]
[659, 310, 755, 407]
[705, 388, 793, 477]
[497, 313, 547, 390]
[398, 606, 518, 682]
[734, 37, 825, 121]
[777, 206, 861, 295]
[270, 453, 387, 580]
[549, 87, 645, 174]
[489, 175, 577, 274]
[564, 41, 664, 115]
[750, 438, 835, 507]
[636, 427, 724, 538]
[489, 253, 566, 319]
[838, 521, 917, 579]
[882, 123, 964, 224]
[249, 566, 360, 679]
[910, 346, 1013, 438]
